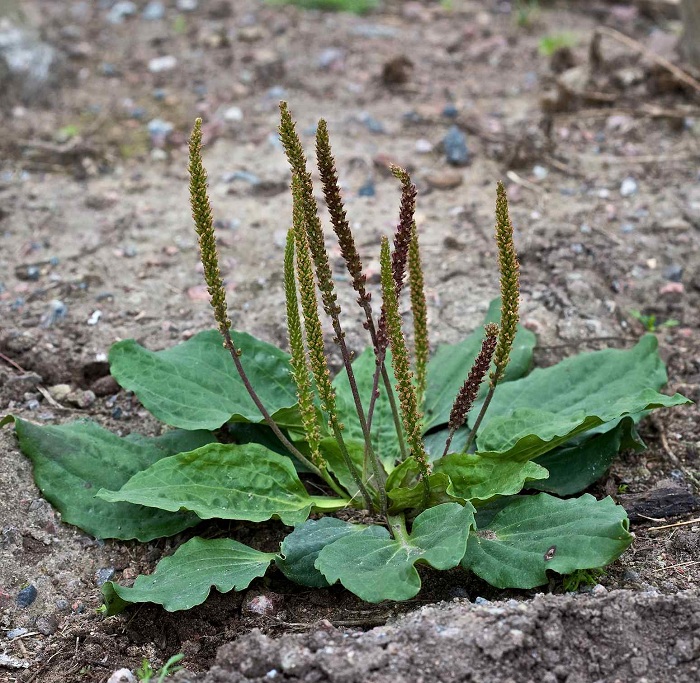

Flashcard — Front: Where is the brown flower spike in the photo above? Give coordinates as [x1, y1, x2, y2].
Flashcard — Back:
[443, 323, 499, 457]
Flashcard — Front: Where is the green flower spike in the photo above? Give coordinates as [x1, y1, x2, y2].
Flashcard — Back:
[408, 221, 429, 406]
[284, 229, 323, 466]
[380, 236, 430, 491]
[464, 182, 521, 452]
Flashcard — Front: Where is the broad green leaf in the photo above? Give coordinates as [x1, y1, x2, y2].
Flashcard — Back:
[5, 417, 206, 541]
[102, 537, 276, 614]
[320, 438, 367, 501]
[423, 298, 536, 432]
[462, 493, 632, 589]
[435, 452, 548, 502]
[109, 330, 300, 431]
[333, 347, 403, 471]
[98, 442, 316, 526]
[316, 503, 475, 602]
[474, 335, 690, 459]
[530, 417, 640, 495]
[385, 458, 458, 511]
[422, 426, 469, 462]
[276, 518, 368, 587]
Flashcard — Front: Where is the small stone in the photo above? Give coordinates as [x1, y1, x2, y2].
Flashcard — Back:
[36, 614, 58, 635]
[591, 584, 607, 596]
[243, 593, 278, 616]
[91, 375, 120, 397]
[7, 628, 28, 639]
[67, 389, 96, 409]
[532, 165, 549, 180]
[659, 282, 684, 295]
[177, 0, 198, 10]
[107, 669, 137, 683]
[358, 179, 376, 197]
[441, 103, 459, 118]
[41, 300, 67, 328]
[662, 264, 683, 282]
[95, 567, 116, 586]
[223, 106, 243, 122]
[426, 170, 463, 191]
[415, 138, 433, 153]
[620, 177, 638, 197]
[474, 597, 490, 605]
[142, 2, 165, 20]
[442, 125, 470, 166]
[48, 384, 72, 402]
[17, 585, 37, 608]
[318, 47, 345, 70]
[359, 112, 385, 134]
[87, 310, 102, 326]
[107, 1, 137, 24]
[148, 56, 177, 73]
[55, 598, 70, 611]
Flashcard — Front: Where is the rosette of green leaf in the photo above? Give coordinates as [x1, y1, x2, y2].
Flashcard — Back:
[422, 298, 536, 433]
[379, 237, 430, 482]
[315, 503, 475, 602]
[408, 221, 429, 405]
[462, 493, 632, 589]
[1, 416, 210, 541]
[470, 335, 690, 461]
[102, 537, 277, 615]
[109, 330, 301, 432]
[97, 443, 345, 526]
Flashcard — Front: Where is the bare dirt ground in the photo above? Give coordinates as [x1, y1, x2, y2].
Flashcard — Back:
[0, 0, 699, 681]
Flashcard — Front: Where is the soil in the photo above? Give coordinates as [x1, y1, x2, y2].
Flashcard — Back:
[0, 1, 699, 681]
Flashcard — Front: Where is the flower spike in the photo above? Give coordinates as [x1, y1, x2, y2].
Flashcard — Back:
[408, 221, 429, 405]
[188, 118, 229, 337]
[284, 229, 323, 467]
[443, 323, 499, 457]
[380, 236, 430, 481]
[491, 181, 520, 386]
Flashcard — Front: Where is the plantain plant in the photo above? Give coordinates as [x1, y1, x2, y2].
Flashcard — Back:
[2, 104, 690, 614]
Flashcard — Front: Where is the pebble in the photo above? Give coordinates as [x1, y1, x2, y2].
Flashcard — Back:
[107, 669, 137, 683]
[474, 596, 490, 605]
[95, 567, 116, 586]
[532, 164, 549, 180]
[359, 113, 385, 134]
[107, 1, 137, 24]
[40, 300, 68, 328]
[243, 593, 277, 616]
[223, 106, 243, 122]
[67, 389, 96, 409]
[143, 1, 165, 20]
[591, 584, 608, 596]
[662, 264, 683, 282]
[442, 126, 470, 166]
[55, 598, 70, 611]
[415, 138, 433, 153]
[36, 614, 58, 635]
[318, 47, 345, 70]
[48, 384, 72, 402]
[426, 170, 463, 191]
[7, 628, 28, 639]
[87, 310, 102, 326]
[17, 585, 37, 608]
[620, 177, 638, 197]
[91, 375, 120, 397]
[358, 179, 376, 197]
[148, 55, 177, 73]
[176, 0, 199, 10]
[442, 103, 459, 118]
